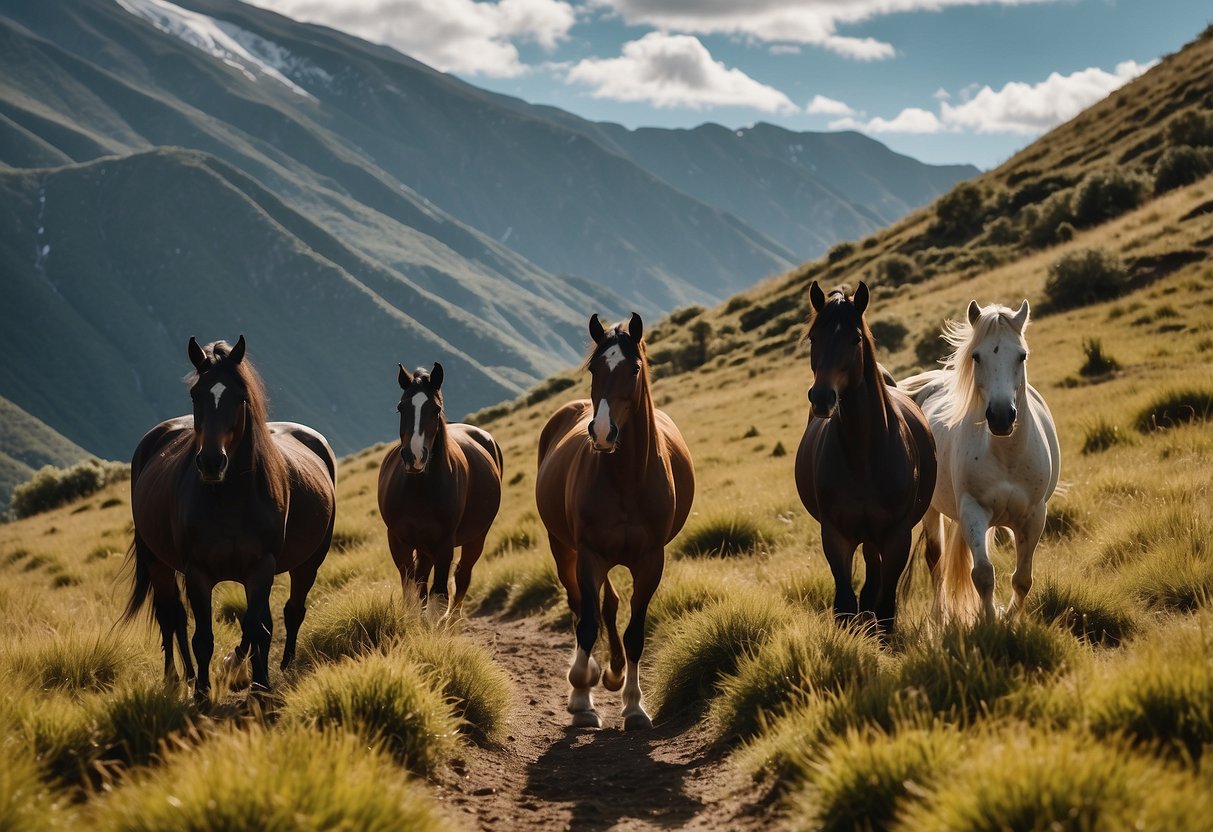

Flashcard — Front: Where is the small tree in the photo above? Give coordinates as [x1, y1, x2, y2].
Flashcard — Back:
[931, 182, 985, 242]
[1043, 248, 1130, 312]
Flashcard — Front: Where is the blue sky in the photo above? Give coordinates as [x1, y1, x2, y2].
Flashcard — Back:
[248, 1, 1211, 169]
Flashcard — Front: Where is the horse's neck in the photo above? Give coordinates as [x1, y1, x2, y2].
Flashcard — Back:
[837, 368, 891, 464]
[228, 424, 288, 502]
[619, 384, 661, 473]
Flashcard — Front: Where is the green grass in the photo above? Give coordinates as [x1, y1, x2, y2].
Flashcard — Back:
[472, 548, 562, 617]
[297, 586, 413, 666]
[0, 734, 70, 831]
[1030, 574, 1139, 646]
[1135, 387, 1213, 432]
[91, 725, 449, 832]
[673, 512, 774, 558]
[401, 630, 513, 746]
[4, 632, 139, 694]
[281, 652, 458, 775]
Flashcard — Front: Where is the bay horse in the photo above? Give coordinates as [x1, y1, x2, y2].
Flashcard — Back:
[378, 362, 503, 622]
[795, 282, 936, 632]
[900, 300, 1060, 622]
[535, 313, 695, 730]
[125, 336, 336, 699]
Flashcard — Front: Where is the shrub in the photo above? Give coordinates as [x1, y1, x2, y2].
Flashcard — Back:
[1071, 168, 1150, 228]
[1079, 338, 1120, 377]
[1154, 146, 1213, 193]
[673, 513, 772, 558]
[668, 305, 705, 325]
[1030, 575, 1138, 646]
[1043, 248, 1130, 312]
[739, 294, 799, 333]
[771, 441, 787, 457]
[1024, 187, 1075, 247]
[524, 376, 576, 407]
[871, 253, 917, 286]
[10, 459, 130, 519]
[401, 631, 513, 745]
[650, 595, 787, 719]
[930, 182, 985, 242]
[1134, 387, 1213, 432]
[869, 318, 909, 352]
[298, 587, 412, 666]
[827, 242, 855, 263]
[93, 725, 448, 831]
[914, 326, 949, 367]
[788, 727, 964, 832]
[282, 652, 457, 774]
[897, 618, 1074, 719]
[710, 614, 881, 740]
[1166, 109, 1213, 148]
[982, 216, 1018, 245]
[898, 729, 1212, 831]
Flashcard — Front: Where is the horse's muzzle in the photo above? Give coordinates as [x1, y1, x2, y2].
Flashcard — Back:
[196, 449, 228, 483]
[400, 447, 428, 473]
[587, 421, 619, 453]
[986, 404, 1017, 436]
[808, 386, 838, 419]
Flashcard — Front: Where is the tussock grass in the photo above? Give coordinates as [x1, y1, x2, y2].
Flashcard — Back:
[1097, 502, 1209, 568]
[298, 586, 413, 666]
[213, 583, 247, 624]
[780, 567, 835, 610]
[17, 694, 103, 787]
[401, 631, 513, 745]
[673, 512, 774, 558]
[91, 725, 449, 831]
[1115, 515, 1213, 611]
[4, 632, 139, 694]
[95, 683, 199, 770]
[0, 736, 68, 831]
[1135, 387, 1213, 432]
[329, 525, 372, 553]
[281, 652, 457, 775]
[1081, 418, 1128, 454]
[1030, 574, 1139, 646]
[896, 729, 1212, 831]
[1088, 633, 1213, 759]
[473, 548, 562, 617]
[647, 562, 733, 633]
[897, 618, 1075, 720]
[710, 613, 881, 741]
[649, 594, 788, 720]
[787, 727, 965, 832]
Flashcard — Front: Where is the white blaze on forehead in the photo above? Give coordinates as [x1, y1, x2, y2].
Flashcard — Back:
[602, 344, 625, 371]
[209, 382, 226, 408]
[409, 391, 428, 461]
[591, 398, 612, 445]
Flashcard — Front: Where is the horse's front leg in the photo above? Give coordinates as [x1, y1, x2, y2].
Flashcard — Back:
[387, 532, 419, 608]
[621, 552, 664, 730]
[425, 544, 455, 624]
[821, 523, 859, 622]
[568, 545, 607, 728]
[875, 526, 913, 633]
[858, 542, 880, 615]
[958, 495, 996, 621]
[1006, 502, 1047, 619]
[184, 565, 216, 703]
[241, 554, 277, 691]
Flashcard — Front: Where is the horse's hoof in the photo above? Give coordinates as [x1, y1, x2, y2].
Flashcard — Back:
[571, 710, 602, 729]
[192, 688, 211, 708]
[623, 712, 652, 731]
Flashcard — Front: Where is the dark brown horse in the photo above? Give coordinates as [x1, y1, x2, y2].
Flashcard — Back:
[795, 283, 936, 632]
[125, 336, 336, 698]
[535, 314, 695, 730]
[378, 362, 503, 621]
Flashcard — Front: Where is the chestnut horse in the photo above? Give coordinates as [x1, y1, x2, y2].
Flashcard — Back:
[536, 313, 695, 730]
[378, 362, 503, 621]
[795, 283, 936, 632]
[125, 336, 336, 698]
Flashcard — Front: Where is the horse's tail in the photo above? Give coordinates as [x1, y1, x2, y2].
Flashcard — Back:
[600, 575, 625, 692]
[121, 534, 155, 623]
[938, 516, 982, 624]
[896, 527, 926, 609]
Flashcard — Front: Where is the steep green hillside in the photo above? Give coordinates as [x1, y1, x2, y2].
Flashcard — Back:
[0, 396, 88, 511]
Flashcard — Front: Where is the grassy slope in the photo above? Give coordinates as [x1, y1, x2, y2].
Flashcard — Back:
[0, 26, 1211, 832]
[0, 396, 88, 512]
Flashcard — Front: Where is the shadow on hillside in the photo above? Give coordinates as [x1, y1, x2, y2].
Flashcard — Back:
[523, 716, 709, 830]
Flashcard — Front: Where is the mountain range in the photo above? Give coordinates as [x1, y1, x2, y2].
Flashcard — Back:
[0, 0, 976, 505]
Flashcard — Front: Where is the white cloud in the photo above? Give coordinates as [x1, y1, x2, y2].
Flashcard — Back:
[829, 59, 1153, 136]
[566, 32, 798, 112]
[594, 0, 1058, 60]
[806, 94, 856, 117]
[768, 44, 801, 55]
[245, 0, 575, 77]
[940, 60, 1156, 133]
[933, 87, 952, 101]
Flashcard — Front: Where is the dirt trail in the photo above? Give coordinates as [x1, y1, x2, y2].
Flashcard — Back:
[433, 614, 774, 831]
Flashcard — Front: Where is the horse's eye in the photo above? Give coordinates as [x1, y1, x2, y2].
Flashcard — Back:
[973, 354, 982, 365]
[632, 365, 641, 376]
[1019, 353, 1028, 363]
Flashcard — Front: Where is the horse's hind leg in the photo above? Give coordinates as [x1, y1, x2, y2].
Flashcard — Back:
[1006, 503, 1046, 619]
[958, 496, 996, 621]
[147, 558, 190, 684]
[568, 546, 607, 728]
[621, 554, 664, 730]
[448, 535, 487, 622]
[600, 575, 625, 692]
[282, 544, 328, 670]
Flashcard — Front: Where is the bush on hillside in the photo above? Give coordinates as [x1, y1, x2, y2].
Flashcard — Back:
[524, 376, 576, 408]
[1166, 109, 1213, 148]
[668, 305, 705, 325]
[1024, 188, 1076, 247]
[981, 216, 1018, 245]
[1154, 146, 1213, 193]
[1071, 168, 1150, 227]
[1042, 248, 1130, 312]
[827, 241, 855, 263]
[869, 319, 909, 352]
[10, 459, 130, 519]
[929, 182, 985, 242]
[871, 253, 918, 286]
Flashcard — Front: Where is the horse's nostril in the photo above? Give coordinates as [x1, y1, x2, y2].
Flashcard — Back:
[607, 424, 619, 443]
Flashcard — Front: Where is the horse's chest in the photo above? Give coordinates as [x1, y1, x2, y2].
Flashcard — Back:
[577, 487, 670, 556]
[181, 501, 282, 571]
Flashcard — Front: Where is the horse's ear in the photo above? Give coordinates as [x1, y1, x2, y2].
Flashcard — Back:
[229, 334, 246, 365]
[967, 300, 981, 326]
[398, 363, 412, 389]
[627, 312, 643, 343]
[853, 282, 869, 316]
[1011, 299, 1030, 332]
[430, 362, 444, 392]
[188, 336, 206, 371]
[589, 313, 605, 344]
[809, 281, 825, 313]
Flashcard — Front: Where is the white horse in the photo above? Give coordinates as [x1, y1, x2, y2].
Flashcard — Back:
[901, 300, 1060, 622]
